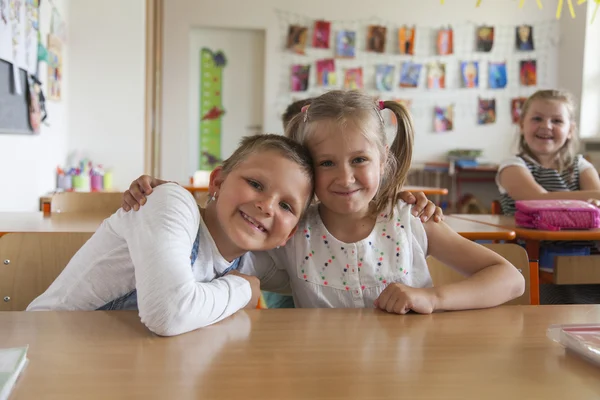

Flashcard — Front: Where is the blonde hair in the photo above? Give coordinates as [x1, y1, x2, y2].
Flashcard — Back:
[221, 134, 315, 214]
[285, 90, 414, 217]
[518, 89, 579, 173]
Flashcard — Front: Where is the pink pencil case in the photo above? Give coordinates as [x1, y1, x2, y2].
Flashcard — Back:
[515, 199, 600, 231]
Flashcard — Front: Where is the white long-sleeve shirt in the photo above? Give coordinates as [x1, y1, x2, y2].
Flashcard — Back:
[27, 183, 251, 336]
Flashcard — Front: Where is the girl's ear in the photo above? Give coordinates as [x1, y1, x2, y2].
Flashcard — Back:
[568, 121, 576, 140]
[208, 166, 225, 196]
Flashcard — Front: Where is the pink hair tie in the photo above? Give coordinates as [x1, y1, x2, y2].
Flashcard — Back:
[378, 100, 385, 110]
[302, 104, 310, 122]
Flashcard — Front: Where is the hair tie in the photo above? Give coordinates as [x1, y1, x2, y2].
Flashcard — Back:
[302, 104, 310, 122]
[378, 100, 385, 110]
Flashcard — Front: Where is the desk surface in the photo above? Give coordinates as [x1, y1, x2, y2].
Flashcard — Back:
[444, 215, 516, 240]
[2, 306, 600, 399]
[452, 214, 600, 241]
[0, 212, 108, 236]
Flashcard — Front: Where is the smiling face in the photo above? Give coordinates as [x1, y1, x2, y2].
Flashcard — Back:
[307, 121, 384, 217]
[520, 99, 573, 159]
[210, 150, 312, 253]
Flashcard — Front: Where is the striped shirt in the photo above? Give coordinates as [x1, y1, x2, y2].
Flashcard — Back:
[496, 154, 593, 216]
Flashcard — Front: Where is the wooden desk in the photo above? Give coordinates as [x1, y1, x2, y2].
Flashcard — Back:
[0, 212, 107, 237]
[403, 185, 448, 196]
[444, 216, 515, 241]
[2, 307, 600, 399]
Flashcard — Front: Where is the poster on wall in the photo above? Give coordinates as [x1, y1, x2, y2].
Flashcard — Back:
[199, 48, 226, 171]
[47, 33, 62, 101]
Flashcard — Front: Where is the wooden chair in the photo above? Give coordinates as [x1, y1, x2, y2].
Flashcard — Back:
[427, 243, 531, 305]
[0, 232, 92, 310]
[490, 200, 502, 215]
[51, 192, 123, 214]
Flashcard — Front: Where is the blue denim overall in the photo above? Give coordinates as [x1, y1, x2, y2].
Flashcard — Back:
[97, 228, 240, 310]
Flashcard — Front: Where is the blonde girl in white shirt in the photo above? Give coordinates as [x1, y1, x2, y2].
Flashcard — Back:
[125, 90, 525, 314]
[27, 135, 314, 336]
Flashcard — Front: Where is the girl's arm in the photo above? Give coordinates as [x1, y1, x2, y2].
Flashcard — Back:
[580, 167, 600, 191]
[424, 221, 525, 311]
[120, 184, 253, 336]
[499, 165, 600, 201]
[238, 250, 292, 295]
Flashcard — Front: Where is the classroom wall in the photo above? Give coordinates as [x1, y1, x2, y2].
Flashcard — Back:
[161, 0, 569, 182]
[580, 1, 599, 139]
[0, 0, 69, 211]
[67, 0, 146, 192]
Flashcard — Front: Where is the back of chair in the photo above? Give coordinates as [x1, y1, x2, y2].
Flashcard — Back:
[51, 192, 123, 214]
[490, 200, 502, 215]
[427, 243, 531, 305]
[0, 232, 92, 310]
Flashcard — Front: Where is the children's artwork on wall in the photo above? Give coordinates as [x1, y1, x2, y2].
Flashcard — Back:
[434, 105, 454, 132]
[461, 61, 479, 88]
[387, 99, 412, 126]
[516, 25, 534, 51]
[427, 62, 446, 89]
[511, 97, 527, 124]
[344, 68, 363, 89]
[399, 61, 422, 88]
[336, 30, 356, 58]
[437, 27, 453, 55]
[291, 64, 310, 91]
[316, 58, 336, 87]
[199, 48, 227, 170]
[476, 26, 494, 52]
[375, 64, 394, 91]
[488, 62, 507, 89]
[520, 60, 537, 86]
[313, 20, 331, 49]
[367, 25, 386, 53]
[398, 26, 415, 55]
[478, 98, 496, 125]
[47, 33, 62, 101]
[287, 25, 308, 54]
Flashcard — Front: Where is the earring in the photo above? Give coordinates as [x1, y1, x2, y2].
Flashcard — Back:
[208, 192, 216, 203]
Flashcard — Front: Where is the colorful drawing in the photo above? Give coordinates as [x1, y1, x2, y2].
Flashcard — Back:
[478, 98, 496, 125]
[461, 61, 479, 88]
[398, 26, 415, 55]
[488, 62, 507, 89]
[511, 97, 527, 124]
[316, 58, 336, 87]
[313, 20, 331, 49]
[516, 25, 534, 51]
[434, 105, 454, 132]
[437, 27, 453, 55]
[520, 60, 537, 86]
[336, 30, 356, 58]
[375, 64, 394, 91]
[47, 33, 62, 101]
[427, 62, 445, 89]
[399, 61, 422, 88]
[344, 68, 363, 89]
[199, 48, 227, 170]
[287, 25, 308, 54]
[476, 26, 494, 52]
[291, 64, 310, 92]
[367, 25, 386, 53]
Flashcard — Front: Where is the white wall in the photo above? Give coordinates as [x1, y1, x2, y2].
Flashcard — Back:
[580, 0, 599, 139]
[162, 0, 563, 182]
[67, 0, 146, 192]
[0, 0, 69, 211]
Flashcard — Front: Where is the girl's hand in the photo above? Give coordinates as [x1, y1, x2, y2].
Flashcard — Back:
[374, 283, 438, 315]
[588, 198, 600, 208]
[398, 191, 444, 222]
[122, 175, 168, 211]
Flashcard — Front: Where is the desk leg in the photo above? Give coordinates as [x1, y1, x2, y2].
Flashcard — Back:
[525, 240, 540, 305]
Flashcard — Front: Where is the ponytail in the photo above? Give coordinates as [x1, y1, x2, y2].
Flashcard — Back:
[373, 100, 414, 215]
